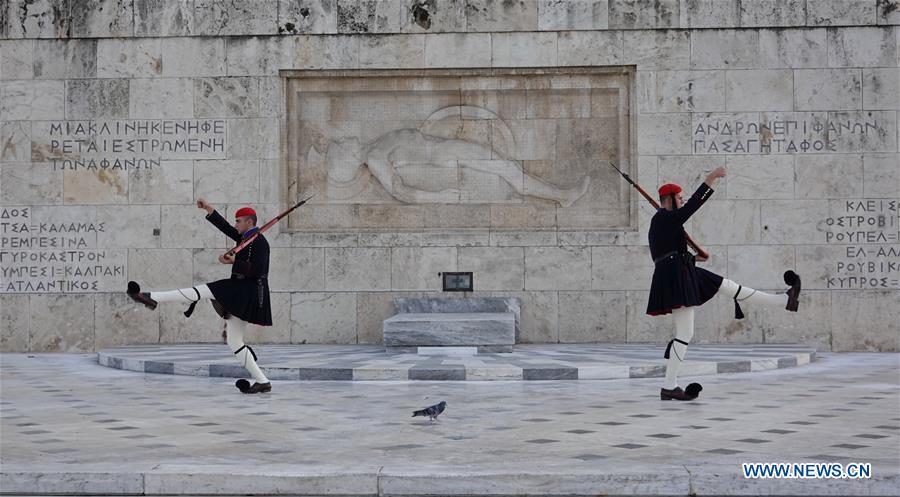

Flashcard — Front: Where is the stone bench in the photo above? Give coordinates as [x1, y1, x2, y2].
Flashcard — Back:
[383, 298, 520, 353]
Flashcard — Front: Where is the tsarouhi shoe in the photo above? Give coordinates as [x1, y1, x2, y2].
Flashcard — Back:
[126, 281, 158, 310]
[248, 382, 271, 394]
[661, 384, 702, 401]
[236, 379, 271, 394]
[784, 270, 801, 312]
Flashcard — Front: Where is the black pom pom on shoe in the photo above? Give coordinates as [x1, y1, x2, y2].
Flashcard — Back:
[685, 382, 703, 400]
[784, 270, 799, 286]
[126, 281, 158, 310]
[235, 379, 251, 393]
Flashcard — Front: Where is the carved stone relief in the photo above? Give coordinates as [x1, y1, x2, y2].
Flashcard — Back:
[284, 68, 634, 231]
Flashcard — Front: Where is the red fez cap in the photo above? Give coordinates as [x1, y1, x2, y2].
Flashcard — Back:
[658, 183, 682, 197]
[235, 207, 256, 218]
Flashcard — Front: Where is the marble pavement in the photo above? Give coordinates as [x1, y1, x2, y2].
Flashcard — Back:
[1, 350, 897, 496]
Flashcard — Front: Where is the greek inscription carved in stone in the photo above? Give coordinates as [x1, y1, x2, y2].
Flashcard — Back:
[32, 119, 227, 171]
[0, 208, 125, 294]
[821, 200, 900, 289]
[693, 117, 884, 154]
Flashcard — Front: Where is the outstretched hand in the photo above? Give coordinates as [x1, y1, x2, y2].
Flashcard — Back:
[704, 166, 726, 187]
[197, 198, 214, 214]
[707, 166, 726, 180]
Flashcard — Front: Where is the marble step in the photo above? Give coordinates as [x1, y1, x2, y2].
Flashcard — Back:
[383, 312, 515, 347]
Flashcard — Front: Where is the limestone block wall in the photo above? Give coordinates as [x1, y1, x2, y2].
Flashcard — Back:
[1, 0, 897, 352]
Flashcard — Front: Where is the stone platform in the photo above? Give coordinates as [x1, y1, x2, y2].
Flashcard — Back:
[97, 344, 816, 381]
[383, 297, 520, 352]
[383, 312, 516, 351]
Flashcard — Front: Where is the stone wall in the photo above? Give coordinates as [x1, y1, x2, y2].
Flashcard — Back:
[1, 0, 897, 353]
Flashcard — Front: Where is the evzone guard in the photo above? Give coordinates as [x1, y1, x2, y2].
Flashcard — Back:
[610, 163, 802, 401]
[647, 167, 801, 400]
[127, 199, 274, 394]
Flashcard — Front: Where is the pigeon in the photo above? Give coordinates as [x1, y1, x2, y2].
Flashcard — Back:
[412, 401, 447, 421]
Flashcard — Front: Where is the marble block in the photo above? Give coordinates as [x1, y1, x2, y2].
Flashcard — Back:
[383, 312, 515, 348]
[417, 346, 477, 355]
[393, 297, 521, 333]
[135, 0, 195, 36]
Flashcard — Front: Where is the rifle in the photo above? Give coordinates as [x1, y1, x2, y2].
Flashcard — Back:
[608, 162, 710, 261]
[225, 194, 316, 257]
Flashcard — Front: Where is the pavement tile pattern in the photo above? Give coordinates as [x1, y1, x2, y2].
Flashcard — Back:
[1, 351, 897, 496]
[97, 344, 817, 381]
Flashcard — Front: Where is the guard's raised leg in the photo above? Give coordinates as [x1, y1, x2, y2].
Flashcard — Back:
[717, 274, 800, 318]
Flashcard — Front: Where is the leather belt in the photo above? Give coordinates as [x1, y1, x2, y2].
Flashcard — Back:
[653, 251, 696, 265]
[653, 251, 680, 264]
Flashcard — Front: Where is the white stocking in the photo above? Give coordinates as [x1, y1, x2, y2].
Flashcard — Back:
[150, 285, 213, 303]
[717, 278, 787, 307]
[663, 307, 694, 390]
[225, 318, 269, 384]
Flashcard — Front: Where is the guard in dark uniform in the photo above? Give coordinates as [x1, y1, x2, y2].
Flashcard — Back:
[647, 167, 802, 401]
[127, 199, 273, 394]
